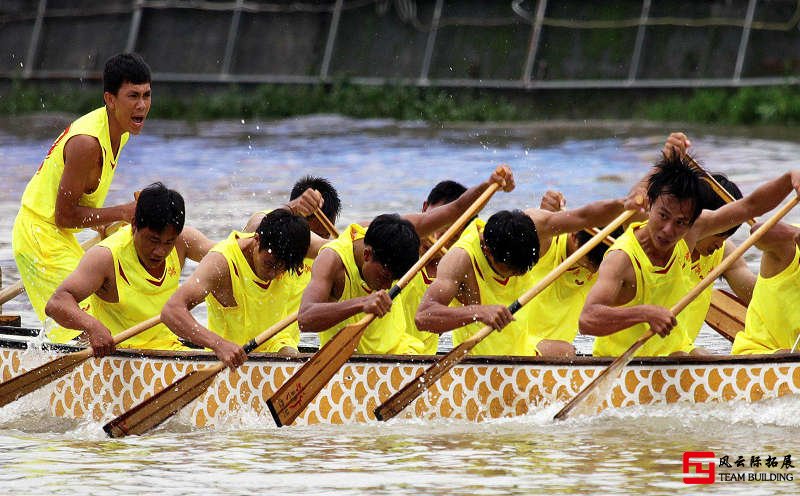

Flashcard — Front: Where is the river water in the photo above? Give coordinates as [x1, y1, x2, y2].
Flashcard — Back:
[0, 114, 798, 494]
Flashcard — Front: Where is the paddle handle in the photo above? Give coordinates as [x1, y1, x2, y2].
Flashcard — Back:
[111, 316, 162, 346]
[242, 312, 299, 354]
[313, 209, 339, 238]
[671, 196, 800, 317]
[0, 282, 24, 306]
[688, 156, 756, 226]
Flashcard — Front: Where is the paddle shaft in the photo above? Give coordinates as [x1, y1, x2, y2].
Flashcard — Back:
[313, 209, 339, 238]
[374, 209, 637, 421]
[0, 221, 127, 307]
[267, 179, 504, 427]
[688, 156, 756, 227]
[554, 195, 800, 420]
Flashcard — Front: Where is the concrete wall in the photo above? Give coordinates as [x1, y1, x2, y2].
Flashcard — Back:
[2, 0, 799, 89]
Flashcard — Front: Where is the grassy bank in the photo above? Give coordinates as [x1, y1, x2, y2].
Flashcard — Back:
[2, 79, 800, 125]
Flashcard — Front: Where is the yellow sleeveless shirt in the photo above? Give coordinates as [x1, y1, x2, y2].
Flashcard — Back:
[592, 222, 694, 357]
[732, 245, 800, 355]
[13, 107, 128, 322]
[319, 224, 424, 355]
[206, 231, 298, 353]
[451, 219, 538, 356]
[683, 245, 725, 343]
[20, 107, 127, 229]
[396, 269, 440, 355]
[522, 233, 596, 348]
[48, 226, 185, 349]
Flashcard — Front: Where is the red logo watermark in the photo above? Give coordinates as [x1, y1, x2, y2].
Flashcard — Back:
[683, 451, 716, 484]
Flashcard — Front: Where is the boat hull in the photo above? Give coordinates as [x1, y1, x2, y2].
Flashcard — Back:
[1, 329, 799, 427]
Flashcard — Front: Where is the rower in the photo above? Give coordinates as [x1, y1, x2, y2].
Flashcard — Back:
[12, 53, 152, 323]
[381, 180, 468, 355]
[45, 183, 214, 356]
[681, 173, 756, 346]
[415, 189, 641, 357]
[161, 209, 311, 368]
[521, 190, 625, 356]
[240, 176, 341, 354]
[732, 225, 800, 354]
[580, 136, 800, 357]
[297, 168, 515, 355]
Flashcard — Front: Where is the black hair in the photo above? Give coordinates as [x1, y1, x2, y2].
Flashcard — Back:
[103, 53, 151, 95]
[700, 172, 744, 238]
[483, 210, 539, 273]
[575, 226, 626, 269]
[647, 153, 705, 224]
[256, 210, 310, 274]
[133, 182, 185, 233]
[426, 180, 467, 206]
[364, 214, 420, 280]
[290, 175, 341, 223]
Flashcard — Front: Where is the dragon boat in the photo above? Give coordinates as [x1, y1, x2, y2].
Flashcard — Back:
[1, 323, 798, 428]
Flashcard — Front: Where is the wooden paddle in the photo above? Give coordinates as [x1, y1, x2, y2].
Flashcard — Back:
[0, 315, 160, 407]
[0, 221, 127, 307]
[313, 209, 339, 238]
[554, 195, 800, 420]
[103, 312, 298, 437]
[374, 209, 636, 421]
[266, 173, 506, 427]
[704, 289, 746, 342]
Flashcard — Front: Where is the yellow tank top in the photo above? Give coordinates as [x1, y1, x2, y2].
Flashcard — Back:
[521, 233, 596, 345]
[206, 231, 298, 352]
[682, 245, 725, 343]
[732, 245, 800, 354]
[20, 107, 127, 230]
[395, 269, 440, 354]
[45, 226, 183, 349]
[278, 256, 314, 350]
[320, 224, 424, 355]
[451, 219, 538, 356]
[592, 222, 693, 357]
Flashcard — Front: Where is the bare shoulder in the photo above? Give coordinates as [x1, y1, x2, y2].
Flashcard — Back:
[436, 246, 473, 281]
[63, 134, 102, 165]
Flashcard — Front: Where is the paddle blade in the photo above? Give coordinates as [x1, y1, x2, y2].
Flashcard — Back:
[705, 289, 746, 343]
[554, 331, 655, 421]
[0, 350, 91, 407]
[104, 364, 224, 437]
[375, 341, 474, 421]
[267, 321, 366, 427]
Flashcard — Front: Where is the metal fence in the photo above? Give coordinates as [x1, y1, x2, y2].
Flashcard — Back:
[2, 0, 799, 88]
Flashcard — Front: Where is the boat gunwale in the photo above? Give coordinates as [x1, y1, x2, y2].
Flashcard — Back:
[2, 326, 798, 368]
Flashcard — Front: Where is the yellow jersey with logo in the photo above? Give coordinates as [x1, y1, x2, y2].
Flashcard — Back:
[451, 219, 538, 356]
[12, 107, 129, 322]
[522, 233, 596, 349]
[206, 231, 298, 353]
[733, 245, 800, 354]
[592, 222, 693, 357]
[48, 226, 185, 349]
[683, 245, 725, 343]
[319, 224, 424, 355]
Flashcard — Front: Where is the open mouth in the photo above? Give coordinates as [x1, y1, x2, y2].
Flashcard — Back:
[132, 116, 145, 125]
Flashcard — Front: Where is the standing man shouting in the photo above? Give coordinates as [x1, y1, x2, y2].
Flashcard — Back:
[12, 53, 151, 323]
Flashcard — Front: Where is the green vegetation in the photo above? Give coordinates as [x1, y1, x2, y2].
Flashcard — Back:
[643, 86, 800, 126]
[0, 80, 520, 123]
[2, 78, 800, 125]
